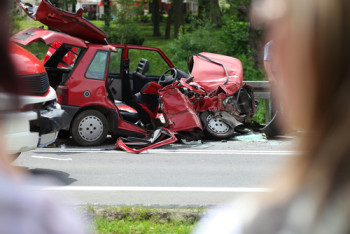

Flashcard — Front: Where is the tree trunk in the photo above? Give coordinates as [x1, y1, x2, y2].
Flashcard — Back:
[72, 2, 76, 12]
[198, 0, 209, 19]
[152, 0, 161, 36]
[209, 0, 222, 28]
[165, 6, 173, 39]
[198, 0, 222, 27]
[173, 0, 183, 38]
[104, 0, 111, 27]
[249, 23, 263, 69]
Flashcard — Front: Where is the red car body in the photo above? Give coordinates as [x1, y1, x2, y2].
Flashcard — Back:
[14, 0, 256, 148]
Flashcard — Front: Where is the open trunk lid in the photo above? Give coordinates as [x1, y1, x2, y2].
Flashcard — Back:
[16, 0, 107, 44]
[11, 27, 87, 48]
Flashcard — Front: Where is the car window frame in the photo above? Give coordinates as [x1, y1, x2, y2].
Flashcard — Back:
[85, 49, 109, 81]
[108, 48, 123, 74]
[127, 48, 172, 76]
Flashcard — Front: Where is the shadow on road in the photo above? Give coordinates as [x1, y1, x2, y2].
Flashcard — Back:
[16, 167, 77, 185]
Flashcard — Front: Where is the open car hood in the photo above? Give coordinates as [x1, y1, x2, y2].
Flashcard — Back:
[16, 0, 107, 44]
[11, 27, 87, 48]
[189, 52, 243, 95]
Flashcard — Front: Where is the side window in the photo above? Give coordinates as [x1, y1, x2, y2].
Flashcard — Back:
[57, 47, 81, 69]
[128, 49, 170, 76]
[42, 43, 82, 69]
[86, 50, 109, 80]
[109, 48, 123, 74]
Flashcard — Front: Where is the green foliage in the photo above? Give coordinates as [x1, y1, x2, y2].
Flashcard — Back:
[106, 0, 145, 45]
[138, 13, 152, 23]
[168, 25, 225, 71]
[221, 18, 250, 56]
[167, 24, 264, 81]
[254, 99, 268, 124]
[10, 9, 26, 34]
[105, 26, 145, 45]
[24, 42, 49, 62]
[236, 54, 264, 81]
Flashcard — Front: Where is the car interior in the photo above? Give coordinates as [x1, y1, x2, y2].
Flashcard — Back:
[44, 44, 84, 89]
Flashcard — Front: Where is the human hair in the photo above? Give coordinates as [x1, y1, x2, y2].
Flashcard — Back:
[253, 0, 350, 221]
[0, 0, 20, 110]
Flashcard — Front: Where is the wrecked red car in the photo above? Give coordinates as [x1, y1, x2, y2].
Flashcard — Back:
[13, 0, 256, 149]
[115, 53, 256, 153]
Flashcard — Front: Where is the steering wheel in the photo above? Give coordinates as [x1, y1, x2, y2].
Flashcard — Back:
[158, 68, 178, 87]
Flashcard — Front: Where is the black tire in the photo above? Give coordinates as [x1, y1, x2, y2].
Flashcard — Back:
[71, 110, 108, 146]
[201, 111, 236, 140]
[58, 130, 71, 139]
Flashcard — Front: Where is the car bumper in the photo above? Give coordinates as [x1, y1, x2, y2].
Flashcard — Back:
[4, 111, 39, 153]
[4, 103, 69, 154]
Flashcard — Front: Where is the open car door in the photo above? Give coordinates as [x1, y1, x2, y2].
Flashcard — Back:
[16, 0, 107, 44]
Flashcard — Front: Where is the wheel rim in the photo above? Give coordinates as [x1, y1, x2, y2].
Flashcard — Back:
[207, 114, 230, 134]
[78, 115, 104, 142]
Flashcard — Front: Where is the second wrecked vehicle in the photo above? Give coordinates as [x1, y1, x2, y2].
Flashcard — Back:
[13, 0, 256, 148]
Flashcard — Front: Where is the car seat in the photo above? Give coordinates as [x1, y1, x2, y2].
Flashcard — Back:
[132, 58, 150, 94]
[128, 82, 162, 128]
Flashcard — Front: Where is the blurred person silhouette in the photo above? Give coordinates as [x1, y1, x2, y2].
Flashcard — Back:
[195, 0, 350, 233]
[262, 40, 283, 138]
[0, 1, 87, 233]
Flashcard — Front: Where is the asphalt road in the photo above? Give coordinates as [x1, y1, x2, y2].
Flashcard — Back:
[13, 134, 295, 207]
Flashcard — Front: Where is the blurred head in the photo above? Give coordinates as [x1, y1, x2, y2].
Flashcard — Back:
[253, 0, 350, 198]
[254, 0, 350, 134]
[0, 0, 19, 97]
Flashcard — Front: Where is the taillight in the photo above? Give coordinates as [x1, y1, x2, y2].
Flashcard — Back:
[56, 85, 68, 105]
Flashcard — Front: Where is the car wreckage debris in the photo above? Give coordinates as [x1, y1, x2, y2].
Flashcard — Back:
[115, 128, 177, 154]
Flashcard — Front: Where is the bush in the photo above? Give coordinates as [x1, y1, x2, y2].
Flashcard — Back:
[168, 25, 264, 81]
[104, 25, 144, 45]
[138, 14, 151, 23]
[221, 19, 250, 56]
[236, 54, 264, 81]
[168, 26, 225, 71]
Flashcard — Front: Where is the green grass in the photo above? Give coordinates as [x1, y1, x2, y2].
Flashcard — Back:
[96, 218, 195, 233]
[17, 20, 45, 31]
[89, 206, 201, 234]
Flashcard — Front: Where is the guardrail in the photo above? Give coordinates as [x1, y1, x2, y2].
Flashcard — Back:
[245, 81, 271, 122]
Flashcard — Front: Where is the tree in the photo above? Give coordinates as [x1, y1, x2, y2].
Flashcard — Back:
[226, 0, 264, 68]
[151, 0, 161, 36]
[172, 0, 184, 38]
[198, 0, 222, 28]
[165, 0, 184, 39]
[104, 0, 111, 27]
[165, 5, 173, 39]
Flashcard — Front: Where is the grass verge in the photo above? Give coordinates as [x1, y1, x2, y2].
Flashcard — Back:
[86, 206, 204, 234]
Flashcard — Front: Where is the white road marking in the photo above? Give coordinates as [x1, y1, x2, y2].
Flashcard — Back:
[33, 148, 295, 155]
[38, 186, 271, 193]
[32, 155, 72, 161]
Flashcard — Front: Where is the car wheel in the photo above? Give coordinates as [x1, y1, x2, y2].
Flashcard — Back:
[71, 110, 108, 146]
[201, 111, 235, 140]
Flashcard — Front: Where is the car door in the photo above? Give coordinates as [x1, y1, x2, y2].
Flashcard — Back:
[107, 47, 124, 101]
[126, 46, 174, 95]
